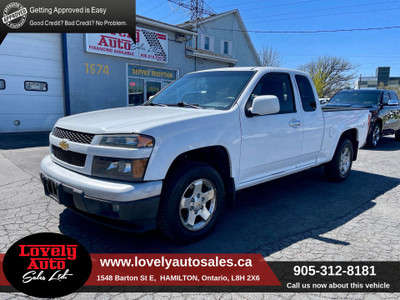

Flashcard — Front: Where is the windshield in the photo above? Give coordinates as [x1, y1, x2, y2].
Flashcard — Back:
[148, 71, 255, 110]
[329, 90, 381, 106]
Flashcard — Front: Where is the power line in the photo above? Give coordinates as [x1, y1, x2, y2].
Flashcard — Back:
[213, 0, 315, 10]
[244, 0, 399, 19]
[137, 0, 171, 14]
[283, 54, 400, 58]
[209, 25, 400, 34]
[245, 6, 400, 24]
[139, 3, 164, 15]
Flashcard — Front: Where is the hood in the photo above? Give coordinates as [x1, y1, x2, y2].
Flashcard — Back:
[55, 106, 224, 134]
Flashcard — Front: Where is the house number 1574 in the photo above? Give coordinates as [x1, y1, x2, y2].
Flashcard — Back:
[84, 63, 109, 76]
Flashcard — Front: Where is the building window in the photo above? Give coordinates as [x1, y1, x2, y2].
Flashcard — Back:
[0, 79, 5, 90]
[25, 81, 48, 92]
[221, 40, 231, 55]
[201, 35, 213, 51]
[128, 78, 144, 106]
[223, 41, 229, 54]
[127, 65, 177, 106]
[204, 36, 210, 50]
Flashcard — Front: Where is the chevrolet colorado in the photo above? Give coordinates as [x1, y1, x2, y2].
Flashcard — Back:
[40, 67, 369, 243]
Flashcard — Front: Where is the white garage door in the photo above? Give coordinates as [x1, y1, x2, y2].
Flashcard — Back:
[0, 33, 64, 133]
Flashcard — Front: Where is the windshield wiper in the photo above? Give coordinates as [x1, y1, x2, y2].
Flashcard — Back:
[144, 101, 202, 109]
[143, 102, 167, 107]
[175, 101, 202, 109]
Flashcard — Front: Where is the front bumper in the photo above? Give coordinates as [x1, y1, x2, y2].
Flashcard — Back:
[40, 155, 162, 232]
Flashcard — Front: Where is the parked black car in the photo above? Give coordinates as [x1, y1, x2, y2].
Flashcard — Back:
[326, 89, 400, 147]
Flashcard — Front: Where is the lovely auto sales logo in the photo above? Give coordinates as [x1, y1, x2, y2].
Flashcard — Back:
[20, 244, 76, 282]
[3, 233, 92, 298]
[2, 2, 27, 29]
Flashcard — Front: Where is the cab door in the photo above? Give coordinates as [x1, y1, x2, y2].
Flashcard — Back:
[387, 91, 400, 132]
[294, 74, 324, 167]
[239, 72, 303, 186]
[381, 91, 400, 133]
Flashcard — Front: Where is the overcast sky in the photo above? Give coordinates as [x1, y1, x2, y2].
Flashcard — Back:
[137, 0, 400, 78]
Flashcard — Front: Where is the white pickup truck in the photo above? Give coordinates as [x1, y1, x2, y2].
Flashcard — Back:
[40, 67, 369, 243]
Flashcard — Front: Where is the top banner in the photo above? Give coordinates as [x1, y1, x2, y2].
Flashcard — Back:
[0, 0, 136, 44]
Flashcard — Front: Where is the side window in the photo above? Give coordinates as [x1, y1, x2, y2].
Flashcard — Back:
[295, 75, 317, 112]
[249, 73, 296, 114]
[0, 79, 5, 90]
[390, 91, 399, 101]
[382, 92, 390, 105]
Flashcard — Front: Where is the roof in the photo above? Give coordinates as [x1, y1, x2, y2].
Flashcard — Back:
[177, 10, 261, 66]
[191, 66, 306, 74]
[186, 47, 238, 64]
[358, 76, 377, 80]
[342, 89, 385, 93]
[137, 15, 196, 36]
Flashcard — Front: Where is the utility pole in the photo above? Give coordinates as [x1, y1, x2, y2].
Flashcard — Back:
[168, 0, 216, 21]
[168, 0, 216, 70]
[169, 0, 216, 48]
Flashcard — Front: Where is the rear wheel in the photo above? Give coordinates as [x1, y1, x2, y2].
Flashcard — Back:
[325, 138, 354, 182]
[158, 163, 225, 243]
[366, 123, 381, 148]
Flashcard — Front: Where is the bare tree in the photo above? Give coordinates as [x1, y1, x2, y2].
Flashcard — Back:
[299, 56, 358, 98]
[258, 46, 281, 67]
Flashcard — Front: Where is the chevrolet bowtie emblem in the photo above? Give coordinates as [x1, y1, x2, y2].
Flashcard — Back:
[59, 140, 69, 151]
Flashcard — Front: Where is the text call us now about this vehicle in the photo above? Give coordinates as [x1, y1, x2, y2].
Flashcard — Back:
[326, 89, 400, 148]
[40, 67, 369, 243]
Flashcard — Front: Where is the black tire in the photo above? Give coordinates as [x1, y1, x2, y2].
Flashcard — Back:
[325, 138, 354, 182]
[366, 123, 381, 148]
[158, 163, 225, 243]
[395, 130, 400, 141]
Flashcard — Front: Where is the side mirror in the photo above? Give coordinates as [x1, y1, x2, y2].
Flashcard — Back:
[148, 95, 155, 101]
[387, 99, 399, 106]
[250, 95, 280, 116]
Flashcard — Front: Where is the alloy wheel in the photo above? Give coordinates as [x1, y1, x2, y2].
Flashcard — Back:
[179, 178, 217, 231]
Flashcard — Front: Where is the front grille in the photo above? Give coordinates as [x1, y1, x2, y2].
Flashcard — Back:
[52, 145, 87, 167]
[52, 127, 95, 144]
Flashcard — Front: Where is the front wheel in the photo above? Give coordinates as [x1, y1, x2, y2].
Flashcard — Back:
[158, 163, 225, 243]
[366, 123, 381, 148]
[325, 138, 354, 182]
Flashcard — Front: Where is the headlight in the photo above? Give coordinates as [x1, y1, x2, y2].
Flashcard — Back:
[92, 157, 148, 181]
[98, 134, 154, 148]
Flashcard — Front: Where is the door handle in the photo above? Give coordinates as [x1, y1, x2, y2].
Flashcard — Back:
[289, 119, 301, 127]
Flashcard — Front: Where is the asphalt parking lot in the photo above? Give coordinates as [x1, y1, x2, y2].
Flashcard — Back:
[0, 134, 399, 299]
